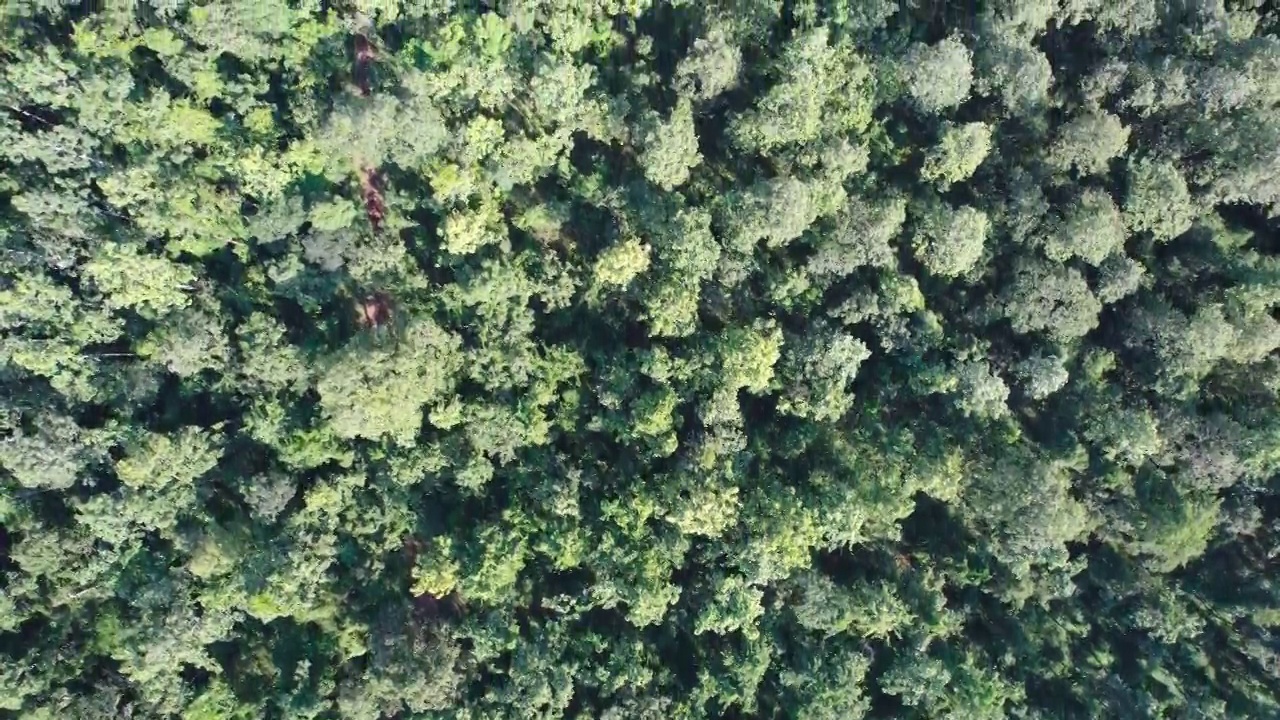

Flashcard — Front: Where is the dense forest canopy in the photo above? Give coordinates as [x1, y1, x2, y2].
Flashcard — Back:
[3, 0, 1280, 718]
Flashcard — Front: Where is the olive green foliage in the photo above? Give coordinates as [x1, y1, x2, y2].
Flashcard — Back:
[638, 99, 701, 190]
[921, 122, 993, 186]
[3, 3, 1280, 720]
[912, 200, 989, 278]
[1048, 111, 1130, 175]
[1044, 188, 1127, 265]
[903, 36, 974, 113]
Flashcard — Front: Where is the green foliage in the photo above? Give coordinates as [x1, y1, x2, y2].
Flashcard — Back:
[807, 193, 905, 276]
[1125, 158, 1198, 241]
[719, 177, 824, 254]
[777, 328, 871, 421]
[792, 572, 912, 640]
[1015, 354, 1069, 399]
[1049, 111, 1130, 175]
[82, 244, 196, 317]
[1125, 472, 1222, 572]
[903, 36, 974, 113]
[138, 303, 230, 378]
[952, 359, 1011, 419]
[1044, 188, 1127, 265]
[677, 30, 742, 101]
[880, 648, 952, 709]
[730, 30, 872, 155]
[0, 413, 105, 490]
[780, 647, 873, 720]
[638, 98, 701, 190]
[975, 41, 1052, 113]
[694, 574, 765, 636]
[317, 320, 464, 444]
[115, 427, 222, 492]
[3, 5, 1280, 720]
[922, 122, 993, 186]
[641, 207, 720, 337]
[1002, 259, 1101, 341]
[912, 200, 989, 278]
[593, 238, 652, 287]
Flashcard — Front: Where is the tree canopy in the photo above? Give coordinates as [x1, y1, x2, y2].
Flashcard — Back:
[3, 2, 1280, 719]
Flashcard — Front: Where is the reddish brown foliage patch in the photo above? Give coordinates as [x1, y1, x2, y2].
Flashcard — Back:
[356, 291, 393, 329]
[359, 165, 386, 232]
[412, 591, 466, 621]
[353, 33, 376, 96]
